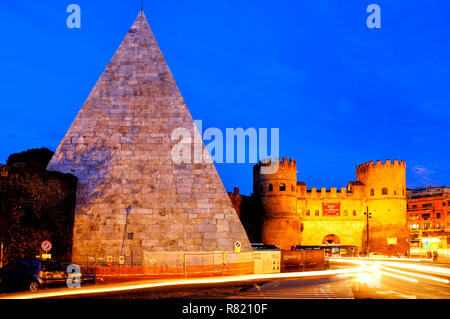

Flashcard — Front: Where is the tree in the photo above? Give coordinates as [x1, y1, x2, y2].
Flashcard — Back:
[6, 148, 54, 170]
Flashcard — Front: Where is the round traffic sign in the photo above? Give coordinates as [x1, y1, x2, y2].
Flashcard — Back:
[41, 240, 52, 252]
[234, 241, 241, 248]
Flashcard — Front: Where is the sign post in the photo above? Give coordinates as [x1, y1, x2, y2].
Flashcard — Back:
[41, 240, 52, 260]
[234, 241, 241, 253]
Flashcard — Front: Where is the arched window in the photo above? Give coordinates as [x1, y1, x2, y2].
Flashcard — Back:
[315, 210, 320, 216]
[291, 185, 295, 192]
[280, 183, 286, 191]
[394, 189, 397, 195]
[268, 184, 273, 192]
[306, 210, 310, 216]
[344, 210, 348, 216]
[370, 189, 374, 196]
[382, 187, 388, 195]
[353, 210, 356, 216]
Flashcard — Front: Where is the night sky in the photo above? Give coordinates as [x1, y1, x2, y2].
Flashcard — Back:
[1, 1, 449, 195]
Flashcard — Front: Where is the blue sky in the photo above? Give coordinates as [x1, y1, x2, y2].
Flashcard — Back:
[0, 1, 449, 195]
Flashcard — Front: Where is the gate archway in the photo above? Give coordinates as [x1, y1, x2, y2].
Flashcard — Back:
[322, 234, 340, 245]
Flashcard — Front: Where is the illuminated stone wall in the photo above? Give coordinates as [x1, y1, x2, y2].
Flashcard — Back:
[47, 12, 252, 267]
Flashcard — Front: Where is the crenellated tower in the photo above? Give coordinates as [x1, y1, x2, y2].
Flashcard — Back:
[356, 159, 409, 255]
[253, 158, 301, 249]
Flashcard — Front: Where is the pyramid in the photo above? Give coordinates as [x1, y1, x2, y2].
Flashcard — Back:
[47, 12, 252, 266]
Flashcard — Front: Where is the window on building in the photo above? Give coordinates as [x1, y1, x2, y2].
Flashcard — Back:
[443, 202, 447, 207]
[382, 187, 388, 195]
[410, 214, 419, 221]
[268, 184, 273, 192]
[422, 213, 431, 220]
[412, 205, 417, 209]
[315, 210, 319, 216]
[291, 185, 295, 192]
[436, 213, 441, 219]
[422, 223, 430, 230]
[394, 189, 397, 195]
[422, 203, 432, 209]
[128, 232, 134, 240]
[306, 210, 310, 216]
[280, 183, 286, 191]
[353, 210, 357, 216]
[409, 224, 419, 229]
[344, 210, 348, 216]
[436, 223, 442, 229]
[370, 189, 374, 196]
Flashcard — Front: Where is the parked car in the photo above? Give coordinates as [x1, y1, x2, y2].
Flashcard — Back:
[0, 260, 67, 292]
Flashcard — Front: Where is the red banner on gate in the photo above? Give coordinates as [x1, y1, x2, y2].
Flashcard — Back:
[322, 203, 340, 216]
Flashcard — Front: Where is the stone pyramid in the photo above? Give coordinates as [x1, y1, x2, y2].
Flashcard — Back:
[47, 12, 252, 264]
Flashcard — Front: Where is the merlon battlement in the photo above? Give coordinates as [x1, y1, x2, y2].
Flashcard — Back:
[356, 159, 405, 172]
[254, 157, 296, 172]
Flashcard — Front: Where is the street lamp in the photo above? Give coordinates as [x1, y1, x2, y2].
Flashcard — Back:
[363, 207, 372, 256]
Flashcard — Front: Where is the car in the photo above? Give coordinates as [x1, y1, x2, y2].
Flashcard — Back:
[368, 252, 388, 259]
[0, 260, 67, 293]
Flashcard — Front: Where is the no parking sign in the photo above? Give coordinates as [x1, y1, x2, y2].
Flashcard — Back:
[41, 240, 52, 252]
[234, 241, 241, 253]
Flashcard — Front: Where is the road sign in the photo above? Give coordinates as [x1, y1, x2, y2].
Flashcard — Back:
[41, 240, 52, 252]
[42, 253, 51, 260]
[119, 256, 124, 265]
[234, 241, 241, 253]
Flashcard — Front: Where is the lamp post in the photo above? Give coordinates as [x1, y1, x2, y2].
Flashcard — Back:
[363, 206, 372, 256]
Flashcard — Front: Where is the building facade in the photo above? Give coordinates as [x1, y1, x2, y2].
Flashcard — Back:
[230, 158, 410, 256]
[407, 186, 450, 257]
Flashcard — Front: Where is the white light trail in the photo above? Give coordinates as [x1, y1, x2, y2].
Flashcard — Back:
[1, 266, 367, 300]
[378, 270, 419, 283]
[376, 261, 450, 276]
[378, 265, 449, 284]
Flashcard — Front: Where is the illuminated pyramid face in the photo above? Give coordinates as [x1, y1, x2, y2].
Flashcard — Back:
[47, 12, 251, 263]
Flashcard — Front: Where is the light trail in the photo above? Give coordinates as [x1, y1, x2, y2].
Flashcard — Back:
[1, 266, 367, 299]
[375, 261, 450, 276]
[378, 270, 419, 283]
[378, 265, 450, 284]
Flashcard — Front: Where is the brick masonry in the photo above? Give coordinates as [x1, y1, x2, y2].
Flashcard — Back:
[47, 12, 252, 266]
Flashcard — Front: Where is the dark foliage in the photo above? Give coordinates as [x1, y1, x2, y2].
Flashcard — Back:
[6, 148, 54, 170]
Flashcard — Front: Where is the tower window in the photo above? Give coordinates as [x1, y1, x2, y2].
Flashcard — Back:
[268, 184, 273, 192]
[344, 210, 348, 216]
[370, 189, 374, 196]
[353, 210, 356, 216]
[394, 189, 397, 195]
[280, 183, 286, 191]
[382, 187, 388, 195]
[306, 210, 310, 216]
[315, 210, 319, 216]
[291, 185, 295, 192]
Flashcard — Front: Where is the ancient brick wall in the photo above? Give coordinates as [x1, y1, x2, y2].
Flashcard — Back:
[0, 164, 77, 263]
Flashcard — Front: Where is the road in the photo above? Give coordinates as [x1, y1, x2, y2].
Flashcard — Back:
[228, 259, 450, 299]
[1, 258, 449, 299]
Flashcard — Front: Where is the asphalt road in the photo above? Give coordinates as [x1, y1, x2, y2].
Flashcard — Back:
[227, 261, 450, 299]
[1, 259, 449, 299]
